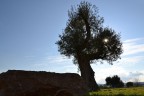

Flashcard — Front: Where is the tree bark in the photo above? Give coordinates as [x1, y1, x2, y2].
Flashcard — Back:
[78, 56, 100, 91]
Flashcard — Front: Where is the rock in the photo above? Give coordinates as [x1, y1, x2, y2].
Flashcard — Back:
[0, 70, 88, 96]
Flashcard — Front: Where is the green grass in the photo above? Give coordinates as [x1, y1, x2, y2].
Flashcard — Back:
[89, 87, 144, 96]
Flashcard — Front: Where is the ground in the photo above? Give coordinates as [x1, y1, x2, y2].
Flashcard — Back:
[89, 87, 144, 96]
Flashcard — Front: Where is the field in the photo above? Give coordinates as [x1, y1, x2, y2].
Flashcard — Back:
[89, 87, 144, 96]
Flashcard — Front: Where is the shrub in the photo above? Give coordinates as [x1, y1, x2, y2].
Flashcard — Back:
[126, 82, 133, 87]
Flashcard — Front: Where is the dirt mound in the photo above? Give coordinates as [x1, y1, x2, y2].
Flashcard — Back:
[0, 70, 88, 96]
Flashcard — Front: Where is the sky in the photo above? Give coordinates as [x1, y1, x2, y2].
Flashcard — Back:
[0, 0, 144, 84]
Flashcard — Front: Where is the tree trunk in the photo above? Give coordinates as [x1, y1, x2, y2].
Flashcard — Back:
[78, 56, 100, 91]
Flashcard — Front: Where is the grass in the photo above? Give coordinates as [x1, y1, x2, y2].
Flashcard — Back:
[89, 87, 144, 96]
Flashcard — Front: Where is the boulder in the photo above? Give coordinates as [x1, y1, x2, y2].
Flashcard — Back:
[0, 70, 88, 96]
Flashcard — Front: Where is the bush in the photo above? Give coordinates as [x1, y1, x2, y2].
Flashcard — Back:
[126, 82, 133, 87]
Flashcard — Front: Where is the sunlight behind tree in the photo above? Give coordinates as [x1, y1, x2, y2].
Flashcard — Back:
[103, 38, 109, 43]
[56, 1, 123, 91]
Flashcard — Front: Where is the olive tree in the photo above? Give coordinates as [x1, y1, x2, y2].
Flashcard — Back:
[56, 1, 123, 91]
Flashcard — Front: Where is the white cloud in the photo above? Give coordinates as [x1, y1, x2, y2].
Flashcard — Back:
[116, 56, 144, 67]
[123, 38, 144, 43]
[34, 55, 73, 66]
[122, 38, 144, 56]
[93, 64, 144, 84]
[92, 64, 129, 84]
[32, 55, 78, 73]
[124, 71, 144, 82]
[129, 71, 144, 77]
[46, 55, 72, 64]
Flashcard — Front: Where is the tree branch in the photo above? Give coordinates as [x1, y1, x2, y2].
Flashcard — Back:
[80, 18, 91, 50]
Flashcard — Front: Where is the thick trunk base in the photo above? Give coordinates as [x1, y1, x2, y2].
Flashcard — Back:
[78, 58, 100, 91]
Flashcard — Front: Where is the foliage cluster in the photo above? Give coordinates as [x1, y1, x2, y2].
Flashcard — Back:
[56, 1, 123, 65]
[105, 75, 124, 88]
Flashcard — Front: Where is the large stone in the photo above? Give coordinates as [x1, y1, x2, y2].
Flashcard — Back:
[0, 70, 88, 96]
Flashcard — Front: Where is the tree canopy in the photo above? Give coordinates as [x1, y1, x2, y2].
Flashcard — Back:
[56, 1, 122, 65]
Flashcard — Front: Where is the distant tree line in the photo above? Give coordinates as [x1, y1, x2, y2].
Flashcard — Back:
[105, 75, 124, 88]
[104, 75, 144, 88]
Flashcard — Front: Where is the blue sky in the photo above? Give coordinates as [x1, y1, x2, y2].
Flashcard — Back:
[0, 0, 144, 84]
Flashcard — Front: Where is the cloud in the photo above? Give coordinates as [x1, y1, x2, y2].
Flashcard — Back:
[34, 55, 73, 66]
[123, 38, 144, 43]
[92, 64, 129, 84]
[122, 38, 144, 56]
[129, 71, 144, 77]
[93, 64, 144, 84]
[46, 55, 72, 64]
[116, 56, 144, 67]
[32, 55, 78, 73]
[124, 71, 144, 82]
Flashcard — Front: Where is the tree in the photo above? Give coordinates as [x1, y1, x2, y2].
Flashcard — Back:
[118, 80, 124, 88]
[105, 77, 112, 86]
[126, 82, 133, 87]
[105, 75, 124, 88]
[111, 75, 121, 87]
[56, 1, 123, 91]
